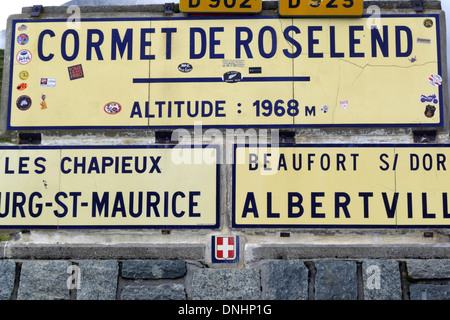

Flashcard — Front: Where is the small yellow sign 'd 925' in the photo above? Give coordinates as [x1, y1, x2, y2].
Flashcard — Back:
[180, 0, 262, 13]
[279, 0, 363, 17]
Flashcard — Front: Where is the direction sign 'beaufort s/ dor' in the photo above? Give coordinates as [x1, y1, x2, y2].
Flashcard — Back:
[233, 144, 450, 228]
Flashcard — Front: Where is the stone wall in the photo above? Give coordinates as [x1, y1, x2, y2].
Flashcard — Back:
[1, 258, 449, 300]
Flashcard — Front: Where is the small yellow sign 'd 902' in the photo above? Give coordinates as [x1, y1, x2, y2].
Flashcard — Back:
[180, 0, 262, 13]
[279, 0, 364, 17]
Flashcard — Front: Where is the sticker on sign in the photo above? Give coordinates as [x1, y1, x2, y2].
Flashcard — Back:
[279, 0, 363, 17]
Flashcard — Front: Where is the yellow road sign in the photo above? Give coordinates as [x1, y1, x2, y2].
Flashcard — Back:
[5, 15, 443, 129]
[233, 144, 450, 228]
[279, 0, 364, 17]
[0, 145, 219, 229]
[180, 0, 262, 13]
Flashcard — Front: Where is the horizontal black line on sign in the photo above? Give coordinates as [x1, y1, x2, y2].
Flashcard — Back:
[132, 76, 311, 83]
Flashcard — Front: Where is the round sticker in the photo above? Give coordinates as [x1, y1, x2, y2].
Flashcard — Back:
[429, 74, 442, 87]
[19, 70, 29, 80]
[16, 49, 32, 65]
[178, 63, 193, 73]
[17, 34, 29, 45]
[16, 95, 32, 111]
[104, 102, 122, 115]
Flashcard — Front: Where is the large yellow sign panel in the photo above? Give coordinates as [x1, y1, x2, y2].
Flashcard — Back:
[6, 15, 443, 129]
[0, 145, 219, 228]
[233, 145, 450, 227]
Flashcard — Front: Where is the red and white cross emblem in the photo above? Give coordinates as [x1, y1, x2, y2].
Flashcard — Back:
[213, 236, 239, 262]
[217, 237, 235, 259]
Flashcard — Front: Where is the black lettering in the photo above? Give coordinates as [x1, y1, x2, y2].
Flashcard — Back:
[335, 192, 351, 218]
[172, 191, 185, 218]
[12, 192, 26, 218]
[422, 193, 435, 219]
[289, 0, 300, 8]
[34, 157, 46, 174]
[112, 192, 126, 218]
[359, 192, 373, 218]
[86, 29, 104, 60]
[38, 29, 55, 61]
[129, 191, 143, 218]
[111, 28, 133, 60]
[189, 0, 200, 7]
[0, 192, 10, 218]
[146, 191, 160, 217]
[61, 29, 80, 61]
[92, 192, 108, 217]
[149, 156, 162, 173]
[267, 192, 279, 218]
[311, 192, 325, 218]
[396, 26, 413, 57]
[54, 192, 69, 218]
[29, 192, 43, 218]
[236, 27, 253, 59]
[288, 192, 303, 218]
[249, 153, 258, 170]
[189, 191, 201, 217]
[443, 193, 450, 219]
[326, 0, 338, 8]
[382, 192, 399, 218]
[18, 157, 29, 174]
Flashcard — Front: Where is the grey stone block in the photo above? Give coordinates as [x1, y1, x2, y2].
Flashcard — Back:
[5, 243, 205, 260]
[410, 284, 450, 300]
[261, 260, 308, 300]
[76, 260, 118, 300]
[121, 284, 186, 300]
[0, 260, 15, 300]
[18, 260, 70, 300]
[362, 260, 402, 300]
[406, 259, 450, 279]
[192, 269, 260, 300]
[314, 260, 357, 300]
[122, 260, 186, 279]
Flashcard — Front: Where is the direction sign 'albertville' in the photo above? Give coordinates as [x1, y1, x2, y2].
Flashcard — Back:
[6, 15, 443, 129]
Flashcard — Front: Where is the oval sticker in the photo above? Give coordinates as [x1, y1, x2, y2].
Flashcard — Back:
[16, 95, 32, 111]
[104, 102, 122, 115]
[178, 63, 193, 73]
[222, 71, 243, 83]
